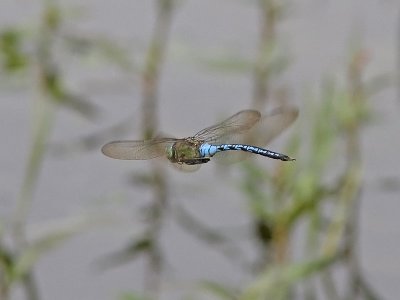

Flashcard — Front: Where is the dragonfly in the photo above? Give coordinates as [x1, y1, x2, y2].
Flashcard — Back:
[101, 106, 298, 171]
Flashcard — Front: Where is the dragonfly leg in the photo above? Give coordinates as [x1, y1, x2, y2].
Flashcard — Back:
[181, 157, 211, 165]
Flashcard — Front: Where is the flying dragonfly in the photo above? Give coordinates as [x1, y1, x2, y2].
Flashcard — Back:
[101, 106, 298, 171]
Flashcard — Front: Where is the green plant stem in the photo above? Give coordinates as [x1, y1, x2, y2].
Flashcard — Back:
[248, 0, 282, 271]
[342, 50, 364, 300]
[342, 50, 381, 300]
[10, 4, 60, 299]
[252, 0, 279, 110]
[143, 167, 168, 297]
[140, 0, 175, 297]
[321, 166, 361, 257]
[141, 0, 175, 139]
[12, 95, 55, 300]
[303, 209, 322, 299]
[13, 97, 55, 248]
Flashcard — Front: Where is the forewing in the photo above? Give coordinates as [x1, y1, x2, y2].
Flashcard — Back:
[101, 138, 176, 160]
[193, 110, 261, 143]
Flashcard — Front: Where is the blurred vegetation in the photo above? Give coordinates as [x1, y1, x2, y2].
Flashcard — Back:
[0, 2, 131, 300]
[0, 0, 394, 300]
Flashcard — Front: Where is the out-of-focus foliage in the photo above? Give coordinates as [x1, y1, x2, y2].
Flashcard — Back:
[0, 2, 133, 300]
[0, 0, 393, 300]
[0, 29, 28, 73]
[233, 44, 388, 299]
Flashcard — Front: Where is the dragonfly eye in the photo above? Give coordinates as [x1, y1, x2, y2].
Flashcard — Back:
[166, 145, 175, 160]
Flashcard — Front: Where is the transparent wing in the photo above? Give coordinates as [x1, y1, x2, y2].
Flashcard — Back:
[213, 106, 299, 163]
[245, 106, 299, 146]
[193, 110, 261, 143]
[101, 138, 177, 160]
[209, 106, 299, 146]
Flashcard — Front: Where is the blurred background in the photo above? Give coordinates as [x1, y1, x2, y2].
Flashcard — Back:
[1, 0, 399, 299]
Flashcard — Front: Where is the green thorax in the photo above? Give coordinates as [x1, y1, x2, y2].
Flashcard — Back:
[166, 138, 204, 164]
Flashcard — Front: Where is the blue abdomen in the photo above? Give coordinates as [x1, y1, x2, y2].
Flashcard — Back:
[199, 143, 218, 157]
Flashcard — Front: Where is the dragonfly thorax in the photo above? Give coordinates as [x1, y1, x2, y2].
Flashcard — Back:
[166, 139, 210, 165]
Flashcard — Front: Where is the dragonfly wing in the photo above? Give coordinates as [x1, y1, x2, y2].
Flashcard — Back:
[101, 138, 176, 160]
[251, 106, 299, 146]
[212, 106, 299, 164]
[193, 110, 261, 143]
[212, 106, 298, 146]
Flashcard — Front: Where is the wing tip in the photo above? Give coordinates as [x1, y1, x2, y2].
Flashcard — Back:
[101, 142, 115, 159]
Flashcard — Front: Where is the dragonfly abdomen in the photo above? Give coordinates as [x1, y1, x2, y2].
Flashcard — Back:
[199, 143, 219, 157]
[199, 143, 294, 161]
[215, 144, 294, 161]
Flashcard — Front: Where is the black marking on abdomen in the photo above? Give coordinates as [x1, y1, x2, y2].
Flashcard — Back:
[216, 144, 294, 161]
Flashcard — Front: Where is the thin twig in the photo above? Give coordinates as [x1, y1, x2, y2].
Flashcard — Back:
[139, 0, 176, 298]
[11, 4, 64, 299]
[141, 0, 175, 139]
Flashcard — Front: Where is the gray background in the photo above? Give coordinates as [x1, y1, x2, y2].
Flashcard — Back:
[1, 0, 399, 299]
